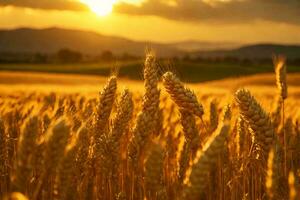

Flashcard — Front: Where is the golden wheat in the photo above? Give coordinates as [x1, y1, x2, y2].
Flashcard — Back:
[235, 88, 275, 157]
[162, 71, 204, 117]
[183, 120, 230, 199]
[274, 55, 288, 100]
[0, 54, 299, 200]
[14, 116, 39, 193]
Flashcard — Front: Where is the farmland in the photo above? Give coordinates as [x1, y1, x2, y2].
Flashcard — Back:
[1, 60, 300, 82]
[1, 55, 300, 199]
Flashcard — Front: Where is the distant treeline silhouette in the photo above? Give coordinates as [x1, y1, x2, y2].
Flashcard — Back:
[0, 48, 138, 64]
[180, 54, 300, 66]
[1, 48, 300, 66]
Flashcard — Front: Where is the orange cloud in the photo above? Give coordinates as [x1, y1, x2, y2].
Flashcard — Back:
[0, 0, 88, 11]
[114, 0, 300, 25]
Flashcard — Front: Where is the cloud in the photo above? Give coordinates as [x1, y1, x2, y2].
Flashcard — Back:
[0, 0, 88, 11]
[114, 0, 300, 25]
[1, 0, 300, 25]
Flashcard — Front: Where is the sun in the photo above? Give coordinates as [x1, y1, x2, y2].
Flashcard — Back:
[80, 0, 117, 16]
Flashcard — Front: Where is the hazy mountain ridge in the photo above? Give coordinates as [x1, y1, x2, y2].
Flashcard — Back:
[0, 27, 182, 57]
[192, 44, 300, 59]
[1, 27, 300, 59]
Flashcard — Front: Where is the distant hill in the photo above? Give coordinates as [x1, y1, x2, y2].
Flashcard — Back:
[192, 44, 300, 59]
[0, 27, 183, 57]
[1, 28, 300, 60]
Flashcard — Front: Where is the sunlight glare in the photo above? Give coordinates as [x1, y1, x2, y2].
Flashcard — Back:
[80, 0, 117, 16]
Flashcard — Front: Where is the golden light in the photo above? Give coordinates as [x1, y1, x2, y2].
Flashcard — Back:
[80, 0, 117, 16]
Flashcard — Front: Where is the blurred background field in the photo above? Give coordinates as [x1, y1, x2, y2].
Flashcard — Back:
[0, 27, 299, 84]
[1, 70, 300, 99]
[1, 57, 300, 83]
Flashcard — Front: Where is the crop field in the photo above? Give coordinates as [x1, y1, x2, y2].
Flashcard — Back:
[1, 60, 300, 82]
[1, 54, 300, 200]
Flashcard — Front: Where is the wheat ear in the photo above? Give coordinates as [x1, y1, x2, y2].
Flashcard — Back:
[110, 89, 134, 147]
[235, 89, 275, 157]
[110, 89, 133, 171]
[93, 75, 117, 188]
[128, 53, 160, 168]
[273, 55, 287, 100]
[162, 72, 204, 117]
[94, 75, 117, 138]
[183, 120, 230, 199]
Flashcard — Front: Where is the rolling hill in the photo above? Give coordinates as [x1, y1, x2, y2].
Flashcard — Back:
[0, 27, 182, 57]
[1, 27, 300, 59]
[192, 44, 300, 59]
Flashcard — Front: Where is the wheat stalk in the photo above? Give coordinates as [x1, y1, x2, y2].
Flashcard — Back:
[44, 119, 70, 174]
[14, 116, 39, 193]
[92, 76, 118, 197]
[222, 104, 232, 121]
[128, 53, 160, 169]
[266, 144, 281, 199]
[32, 119, 70, 200]
[75, 126, 91, 178]
[271, 96, 283, 129]
[0, 53, 298, 200]
[0, 117, 8, 194]
[162, 71, 204, 184]
[178, 141, 191, 185]
[274, 55, 288, 176]
[235, 116, 245, 158]
[56, 142, 79, 200]
[180, 110, 200, 154]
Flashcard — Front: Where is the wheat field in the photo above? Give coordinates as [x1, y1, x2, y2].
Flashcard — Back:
[0, 54, 300, 200]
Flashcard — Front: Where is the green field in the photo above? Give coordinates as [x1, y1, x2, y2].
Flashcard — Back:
[1, 61, 299, 82]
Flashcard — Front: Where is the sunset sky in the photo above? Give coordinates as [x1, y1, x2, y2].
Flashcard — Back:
[1, 0, 300, 44]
